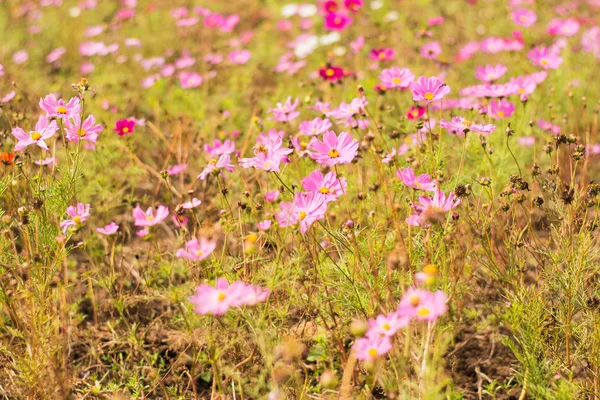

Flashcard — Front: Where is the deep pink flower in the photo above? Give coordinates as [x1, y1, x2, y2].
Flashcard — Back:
[132, 205, 169, 227]
[406, 106, 426, 120]
[379, 67, 415, 89]
[309, 131, 358, 166]
[65, 114, 103, 144]
[324, 12, 352, 30]
[397, 167, 437, 191]
[204, 139, 236, 157]
[538, 119, 561, 134]
[265, 190, 280, 202]
[301, 170, 347, 202]
[455, 41, 480, 62]
[275, 191, 327, 233]
[60, 203, 91, 234]
[344, 0, 363, 12]
[12, 115, 58, 152]
[176, 237, 217, 261]
[319, 65, 345, 81]
[39, 94, 81, 120]
[409, 76, 451, 104]
[167, 164, 188, 176]
[474, 64, 507, 83]
[114, 119, 135, 136]
[369, 48, 395, 61]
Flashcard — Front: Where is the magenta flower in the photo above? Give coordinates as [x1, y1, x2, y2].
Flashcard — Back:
[60, 203, 91, 234]
[64, 114, 103, 144]
[12, 115, 58, 152]
[406, 190, 461, 227]
[406, 106, 426, 120]
[379, 67, 415, 89]
[512, 8, 536, 27]
[114, 119, 135, 136]
[132, 205, 169, 227]
[324, 12, 352, 31]
[397, 167, 437, 192]
[275, 191, 328, 233]
[440, 117, 495, 136]
[39, 94, 81, 120]
[309, 131, 358, 166]
[197, 154, 235, 180]
[96, 222, 119, 235]
[319, 65, 345, 81]
[367, 313, 409, 337]
[269, 97, 300, 122]
[420, 41, 442, 60]
[474, 64, 507, 83]
[353, 335, 392, 362]
[299, 118, 332, 136]
[229, 49, 251, 65]
[369, 48, 395, 61]
[409, 76, 451, 104]
[176, 237, 217, 262]
[301, 170, 347, 202]
[528, 46, 563, 70]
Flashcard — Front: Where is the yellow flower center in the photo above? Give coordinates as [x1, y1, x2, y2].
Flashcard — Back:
[497, 111, 505, 118]
[410, 296, 420, 306]
[334, 16, 342, 24]
[328, 149, 340, 158]
[382, 323, 390, 331]
[392, 77, 401, 85]
[319, 187, 330, 194]
[424, 92, 434, 101]
[195, 250, 203, 257]
[519, 15, 527, 22]
[423, 264, 438, 275]
[57, 106, 67, 114]
[77, 129, 87, 137]
[518, 88, 525, 94]
[326, 68, 335, 77]
[540, 59, 548, 65]
[217, 292, 226, 302]
[379, 52, 386, 60]
[368, 348, 378, 358]
[298, 211, 307, 221]
[122, 127, 129, 133]
[209, 158, 218, 165]
[146, 215, 154, 221]
[411, 109, 419, 117]
[463, 120, 472, 127]
[73, 216, 81, 224]
[257, 145, 268, 154]
[31, 132, 42, 140]
[414, 181, 421, 187]
[417, 307, 430, 317]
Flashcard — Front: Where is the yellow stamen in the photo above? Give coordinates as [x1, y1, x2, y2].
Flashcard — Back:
[378, 52, 386, 60]
[497, 111, 505, 118]
[73, 216, 81, 224]
[319, 187, 329, 194]
[328, 149, 340, 158]
[298, 211, 307, 221]
[410, 296, 420, 306]
[463, 120, 472, 127]
[326, 69, 335, 77]
[122, 127, 129, 133]
[209, 158, 218, 165]
[77, 129, 87, 137]
[31, 132, 42, 140]
[382, 323, 390, 331]
[57, 106, 67, 114]
[195, 250, 204, 257]
[217, 292, 226, 302]
[146, 215, 154, 221]
[424, 92, 434, 101]
[368, 348, 378, 358]
[392, 77, 401, 85]
[417, 307, 430, 317]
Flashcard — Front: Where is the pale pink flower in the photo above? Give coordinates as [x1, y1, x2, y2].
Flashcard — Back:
[176, 237, 217, 261]
[275, 191, 327, 233]
[96, 222, 119, 235]
[397, 167, 437, 191]
[132, 205, 169, 227]
[60, 203, 91, 234]
[12, 115, 58, 152]
[353, 335, 392, 361]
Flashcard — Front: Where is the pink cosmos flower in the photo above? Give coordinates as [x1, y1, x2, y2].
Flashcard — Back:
[114, 119, 135, 136]
[167, 164, 188, 176]
[509, 75, 537, 99]
[204, 139, 236, 157]
[518, 136, 535, 146]
[409, 76, 451, 104]
[178, 71, 203, 89]
[547, 18, 580, 36]
[132, 205, 169, 227]
[60, 203, 91, 234]
[538, 119, 561, 134]
[344, 0, 363, 12]
[46, 47, 66, 64]
[265, 190, 280, 202]
[34, 157, 57, 166]
[319, 65, 345, 81]
[406, 190, 461, 227]
[528, 46, 563, 70]
[367, 313, 409, 337]
[182, 198, 202, 209]
[309, 131, 358, 166]
[440, 117, 496, 136]
[397, 167, 437, 191]
[64, 114, 103, 144]
[189, 278, 269, 315]
[582, 27, 600, 59]
[480, 37, 506, 53]
[239, 130, 293, 172]
[229, 49, 251, 65]
[379, 67, 415, 89]
[455, 41, 480, 62]
[12, 50, 28, 65]
[96, 222, 119, 235]
[420, 41, 442, 59]
[350, 36, 364, 54]
[301, 170, 347, 202]
[324, 12, 352, 30]
[299, 118, 333, 136]
[269, 97, 300, 122]
[12, 115, 58, 152]
[197, 154, 235, 180]
[176, 237, 217, 261]
[258, 220, 272, 231]
[406, 106, 426, 120]
[275, 191, 327, 233]
[512, 8, 536, 27]
[353, 335, 392, 362]
[369, 48, 395, 61]
[474, 64, 507, 83]
[39, 94, 81, 120]
[397, 288, 447, 321]
[488, 99, 515, 119]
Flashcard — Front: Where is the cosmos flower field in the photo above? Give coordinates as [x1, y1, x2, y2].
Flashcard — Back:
[1, 0, 600, 398]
